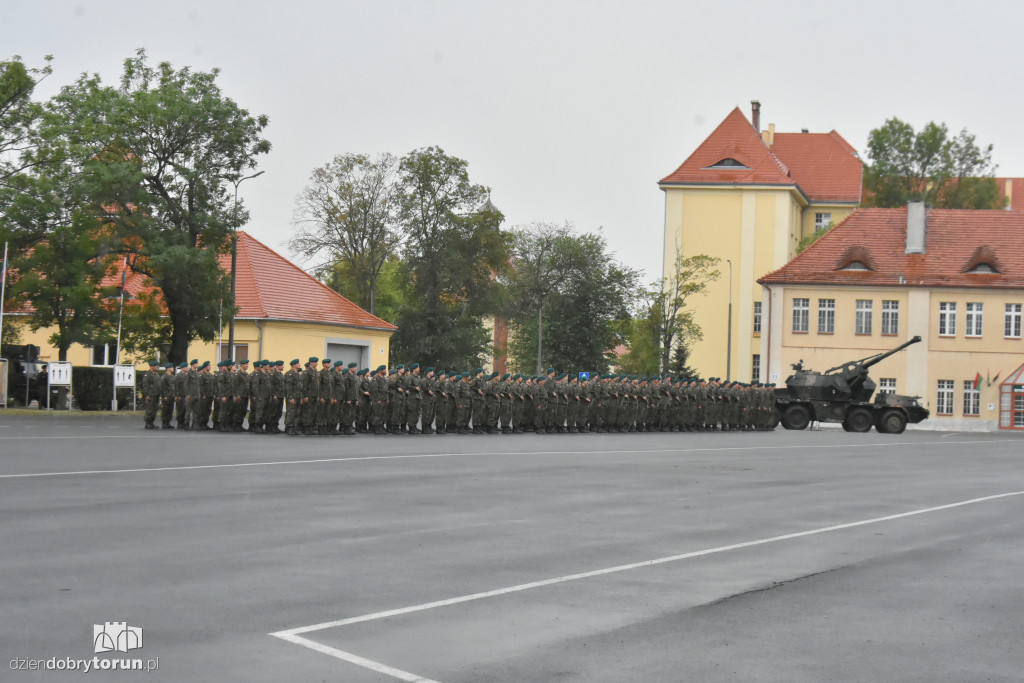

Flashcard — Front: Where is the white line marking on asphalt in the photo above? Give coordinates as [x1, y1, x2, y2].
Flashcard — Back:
[269, 490, 1024, 681]
[0, 439, 1016, 480]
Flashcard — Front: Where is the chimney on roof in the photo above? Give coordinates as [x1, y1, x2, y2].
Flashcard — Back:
[906, 201, 926, 254]
[762, 123, 775, 146]
[751, 100, 760, 134]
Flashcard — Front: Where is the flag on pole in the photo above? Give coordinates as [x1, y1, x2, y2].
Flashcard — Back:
[992, 371, 1001, 385]
[973, 372, 982, 390]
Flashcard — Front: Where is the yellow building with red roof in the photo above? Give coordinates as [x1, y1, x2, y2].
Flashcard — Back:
[7, 232, 396, 370]
[759, 204, 1024, 431]
[659, 102, 863, 382]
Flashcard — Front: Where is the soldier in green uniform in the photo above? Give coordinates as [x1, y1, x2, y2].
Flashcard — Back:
[141, 360, 161, 429]
[232, 359, 251, 432]
[160, 363, 176, 429]
[195, 361, 214, 430]
[404, 364, 423, 433]
[357, 368, 372, 433]
[370, 365, 388, 434]
[419, 367, 436, 434]
[173, 362, 188, 429]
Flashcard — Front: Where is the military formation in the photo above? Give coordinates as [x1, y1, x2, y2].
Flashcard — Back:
[140, 357, 778, 434]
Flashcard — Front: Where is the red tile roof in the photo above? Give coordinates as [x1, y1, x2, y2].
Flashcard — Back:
[659, 107, 795, 187]
[225, 232, 396, 330]
[770, 131, 862, 203]
[660, 107, 863, 204]
[6, 233, 396, 331]
[759, 208, 1024, 289]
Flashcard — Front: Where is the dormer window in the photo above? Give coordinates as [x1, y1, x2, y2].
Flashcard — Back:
[706, 158, 749, 169]
[964, 246, 1002, 274]
[836, 245, 876, 272]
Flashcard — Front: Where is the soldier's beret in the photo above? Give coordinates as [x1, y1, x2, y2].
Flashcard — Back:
[201, 361, 210, 368]
[501, 373, 510, 380]
[189, 358, 198, 365]
[333, 361, 343, 367]
[376, 365, 386, 372]
[165, 363, 175, 369]
[410, 363, 419, 369]
[148, 359, 159, 366]
[290, 359, 300, 366]
[348, 362, 358, 368]
[308, 356, 318, 363]
[275, 360, 283, 366]
[397, 364, 404, 369]
[424, 366, 433, 373]
[177, 362, 187, 368]
[239, 359, 250, 365]
[321, 358, 330, 364]
[546, 367, 555, 374]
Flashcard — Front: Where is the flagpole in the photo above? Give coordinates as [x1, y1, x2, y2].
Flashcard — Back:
[111, 258, 126, 411]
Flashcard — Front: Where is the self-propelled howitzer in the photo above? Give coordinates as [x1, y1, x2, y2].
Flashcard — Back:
[775, 336, 929, 433]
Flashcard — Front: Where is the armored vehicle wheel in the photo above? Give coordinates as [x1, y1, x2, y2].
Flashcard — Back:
[781, 404, 810, 430]
[844, 407, 873, 433]
[877, 409, 907, 434]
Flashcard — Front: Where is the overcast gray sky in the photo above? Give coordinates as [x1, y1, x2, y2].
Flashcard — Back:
[6, 0, 1024, 283]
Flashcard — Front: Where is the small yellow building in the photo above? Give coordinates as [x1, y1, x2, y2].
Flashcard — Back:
[659, 102, 862, 381]
[759, 204, 1024, 431]
[6, 232, 396, 370]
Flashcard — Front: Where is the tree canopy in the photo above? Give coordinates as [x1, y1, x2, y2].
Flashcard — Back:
[864, 117, 1003, 209]
[504, 222, 639, 374]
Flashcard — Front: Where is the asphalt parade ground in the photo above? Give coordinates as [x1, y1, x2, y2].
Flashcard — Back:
[2, 415, 1023, 682]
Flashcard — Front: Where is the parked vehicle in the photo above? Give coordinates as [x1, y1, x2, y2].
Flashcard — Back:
[774, 336, 929, 433]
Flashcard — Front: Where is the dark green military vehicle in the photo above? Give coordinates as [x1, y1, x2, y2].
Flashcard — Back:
[775, 336, 929, 434]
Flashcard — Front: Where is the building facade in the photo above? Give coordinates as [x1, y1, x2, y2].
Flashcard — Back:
[659, 102, 862, 381]
[759, 205, 1024, 431]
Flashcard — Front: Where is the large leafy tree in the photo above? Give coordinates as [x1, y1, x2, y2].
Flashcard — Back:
[391, 146, 509, 368]
[864, 118, 1003, 209]
[0, 55, 51, 191]
[55, 50, 271, 362]
[290, 152, 401, 315]
[506, 222, 639, 374]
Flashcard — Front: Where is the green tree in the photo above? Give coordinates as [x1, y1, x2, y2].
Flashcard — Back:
[55, 49, 271, 362]
[322, 254, 408, 326]
[290, 152, 401, 315]
[619, 251, 719, 376]
[864, 118, 1003, 209]
[391, 147, 509, 368]
[506, 222, 639, 374]
[0, 55, 51, 191]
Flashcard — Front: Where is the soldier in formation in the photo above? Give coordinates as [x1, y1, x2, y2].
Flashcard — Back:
[143, 359, 779, 435]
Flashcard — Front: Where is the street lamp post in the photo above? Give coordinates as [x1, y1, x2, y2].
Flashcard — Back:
[227, 171, 265, 360]
[726, 259, 733, 382]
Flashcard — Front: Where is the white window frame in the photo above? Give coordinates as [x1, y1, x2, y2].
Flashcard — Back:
[792, 298, 809, 333]
[879, 378, 897, 395]
[1005, 303, 1022, 339]
[818, 299, 835, 334]
[91, 342, 117, 367]
[938, 302, 957, 336]
[965, 302, 983, 338]
[937, 379, 955, 415]
[751, 354, 761, 382]
[753, 302, 762, 334]
[855, 299, 873, 335]
[963, 380, 980, 416]
[814, 212, 832, 231]
[881, 300, 899, 336]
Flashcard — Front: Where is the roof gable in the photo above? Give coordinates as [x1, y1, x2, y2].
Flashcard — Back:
[659, 107, 794, 187]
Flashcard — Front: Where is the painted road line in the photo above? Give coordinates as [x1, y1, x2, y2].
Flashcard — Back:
[0, 439, 1017, 480]
[270, 490, 1024, 681]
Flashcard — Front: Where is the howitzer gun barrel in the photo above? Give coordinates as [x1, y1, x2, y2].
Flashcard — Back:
[824, 336, 922, 375]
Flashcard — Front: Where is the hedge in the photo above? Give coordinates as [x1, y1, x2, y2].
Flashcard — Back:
[70, 366, 143, 411]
